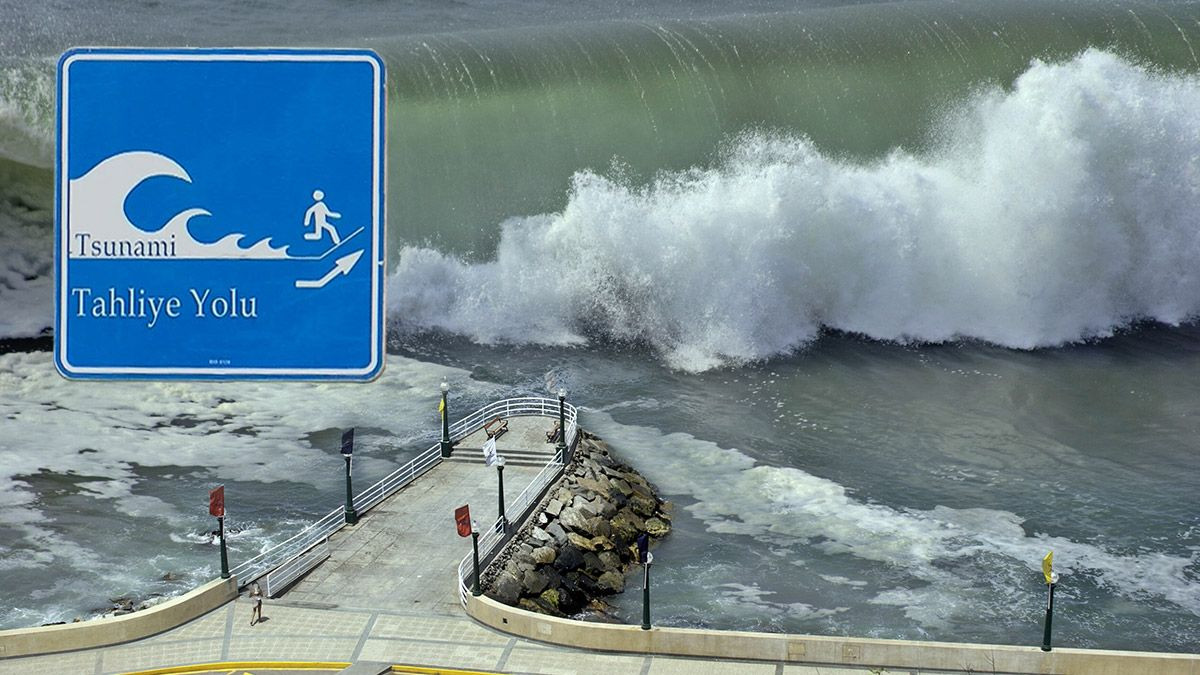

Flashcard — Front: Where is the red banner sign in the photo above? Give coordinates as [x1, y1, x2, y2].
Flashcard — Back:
[209, 486, 225, 518]
[454, 504, 471, 537]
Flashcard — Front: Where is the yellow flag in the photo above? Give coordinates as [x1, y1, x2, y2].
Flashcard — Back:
[1042, 551, 1054, 584]
[438, 398, 445, 419]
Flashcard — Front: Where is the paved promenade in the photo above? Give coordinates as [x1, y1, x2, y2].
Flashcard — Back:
[0, 596, 895, 675]
[0, 416, 941, 674]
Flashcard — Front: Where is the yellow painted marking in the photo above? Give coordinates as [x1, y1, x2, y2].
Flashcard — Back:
[117, 662, 348, 675]
[391, 665, 501, 675]
[117, 661, 500, 675]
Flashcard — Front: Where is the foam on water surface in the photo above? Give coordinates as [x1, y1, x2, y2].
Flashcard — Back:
[586, 409, 1200, 636]
[0, 350, 494, 627]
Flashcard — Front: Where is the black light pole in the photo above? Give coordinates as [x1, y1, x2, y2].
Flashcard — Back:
[638, 533, 653, 630]
[210, 486, 229, 579]
[471, 520, 482, 597]
[1042, 572, 1058, 652]
[496, 455, 508, 533]
[556, 388, 568, 464]
[440, 381, 453, 458]
[218, 514, 230, 579]
[342, 428, 358, 525]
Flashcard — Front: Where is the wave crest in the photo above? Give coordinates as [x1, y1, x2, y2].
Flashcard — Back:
[388, 50, 1200, 370]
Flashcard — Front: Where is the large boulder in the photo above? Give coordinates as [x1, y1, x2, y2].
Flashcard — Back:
[610, 478, 634, 497]
[553, 544, 584, 572]
[522, 568, 550, 595]
[589, 535, 616, 552]
[572, 495, 604, 517]
[645, 517, 671, 537]
[598, 550, 621, 572]
[566, 531, 595, 551]
[576, 477, 610, 497]
[539, 588, 561, 611]
[490, 570, 522, 605]
[545, 521, 568, 544]
[531, 546, 556, 565]
[630, 493, 657, 518]
[558, 506, 591, 534]
[596, 571, 626, 593]
[610, 510, 642, 544]
[585, 516, 612, 539]
[582, 552, 606, 576]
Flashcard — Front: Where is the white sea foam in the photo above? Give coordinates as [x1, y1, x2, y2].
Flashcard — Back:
[713, 582, 847, 621]
[0, 351, 489, 586]
[585, 410, 1200, 626]
[389, 50, 1200, 371]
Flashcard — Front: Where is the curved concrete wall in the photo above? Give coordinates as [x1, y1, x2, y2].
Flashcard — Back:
[465, 593, 1199, 675]
[0, 577, 237, 658]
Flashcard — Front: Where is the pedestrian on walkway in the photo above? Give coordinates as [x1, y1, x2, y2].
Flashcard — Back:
[249, 582, 264, 626]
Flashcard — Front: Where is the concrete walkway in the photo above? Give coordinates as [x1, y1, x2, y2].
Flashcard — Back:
[0, 597, 904, 674]
[283, 458, 544, 615]
[0, 416, 953, 674]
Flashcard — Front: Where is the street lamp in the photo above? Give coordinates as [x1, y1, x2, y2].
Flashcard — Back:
[471, 519, 482, 597]
[342, 428, 358, 525]
[556, 388, 568, 464]
[209, 486, 229, 579]
[496, 455, 508, 533]
[1041, 571, 1059, 651]
[440, 381, 453, 458]
[638, 533, 653, 630]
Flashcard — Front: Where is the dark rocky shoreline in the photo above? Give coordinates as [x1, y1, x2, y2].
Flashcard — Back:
[482, 432, 671, 618]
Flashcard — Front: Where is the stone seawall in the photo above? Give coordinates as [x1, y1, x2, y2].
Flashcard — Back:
[483, 433, 671, 617]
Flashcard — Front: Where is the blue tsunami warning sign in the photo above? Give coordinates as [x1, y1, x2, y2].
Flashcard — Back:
[55, 48, 386, 380]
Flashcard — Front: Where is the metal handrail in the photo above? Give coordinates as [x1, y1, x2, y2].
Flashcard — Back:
[506, 458, 564, 527]
[230, 396, 577, 588]
[449, 397, 577, 440]
[456, 421, 582, 606]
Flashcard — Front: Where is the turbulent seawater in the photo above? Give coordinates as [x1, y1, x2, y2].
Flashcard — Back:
[1, 0, 1199, 652]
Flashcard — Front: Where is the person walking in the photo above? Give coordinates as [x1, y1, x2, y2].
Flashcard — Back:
[249, 581, 264, 626]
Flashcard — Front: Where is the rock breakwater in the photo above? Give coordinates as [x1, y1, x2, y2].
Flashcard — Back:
[482, 432, 671, 617]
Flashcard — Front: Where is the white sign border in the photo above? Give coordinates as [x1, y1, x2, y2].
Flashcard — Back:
[55, 48, 387, 380]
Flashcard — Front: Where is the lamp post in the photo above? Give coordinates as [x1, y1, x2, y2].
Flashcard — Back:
[471, 520, 482, 597]
[637, 532, 653, 630]
[496, 455, 508, 533]
[440, 381, 453, 458]
[342, 428, 358, 525]
[218, 515, 230, 579]
[209, 486, 229, 579]
[556, 388, 568, 464]
[1042, 571, 1059, 652]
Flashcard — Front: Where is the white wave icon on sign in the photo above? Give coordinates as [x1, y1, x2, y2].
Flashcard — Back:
[67, 150, 290, 260]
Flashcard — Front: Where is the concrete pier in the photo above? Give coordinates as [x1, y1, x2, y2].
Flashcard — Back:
[281, 417, 558, 613]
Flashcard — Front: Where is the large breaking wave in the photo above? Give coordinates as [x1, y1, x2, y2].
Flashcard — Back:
[389, 50, 1200, 370]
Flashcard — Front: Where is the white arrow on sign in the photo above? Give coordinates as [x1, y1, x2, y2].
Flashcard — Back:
[295, 249, 364, 289]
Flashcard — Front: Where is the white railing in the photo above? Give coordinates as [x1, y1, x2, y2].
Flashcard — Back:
[229, 444, 440, 585]
[230, 396, 579, 589]
[449, 397, 578, 441]
[265, 538, 330, 597]
[457, 421, 582, 606]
